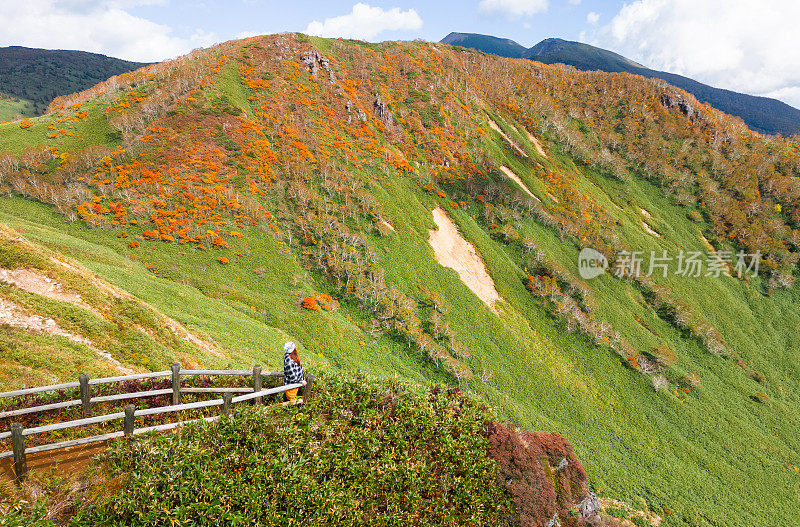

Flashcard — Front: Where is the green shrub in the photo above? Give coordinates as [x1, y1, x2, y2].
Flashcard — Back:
[72, 372, 514, 526]
[686, 211, 703, 222]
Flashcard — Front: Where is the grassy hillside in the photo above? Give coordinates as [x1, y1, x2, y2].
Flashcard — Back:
[0, 92, 34, 121]
[444, 33, 800, 136]
[0, 46, 147, 117]
[0, 34, 798, 526]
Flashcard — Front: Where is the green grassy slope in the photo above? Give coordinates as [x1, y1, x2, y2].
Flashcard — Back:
[0, 35, 798, 527]
[1, 167, 798, 525]
[0, 94, 34, 121]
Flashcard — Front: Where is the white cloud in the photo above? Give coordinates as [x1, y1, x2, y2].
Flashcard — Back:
[478, 0, 549, 17]
[595, 0, 800, 107]
[0, 0, 216, 62]
[305, 3, 422, 41]
[763, 87, 800, 109]
[586, 11, 600, 25]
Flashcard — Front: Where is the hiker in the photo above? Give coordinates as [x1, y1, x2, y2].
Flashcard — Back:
[283, 341, 307, 402]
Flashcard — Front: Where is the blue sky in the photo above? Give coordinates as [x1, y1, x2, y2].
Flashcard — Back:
[1, 1, 798, 108]
[120, 0, 620, 49]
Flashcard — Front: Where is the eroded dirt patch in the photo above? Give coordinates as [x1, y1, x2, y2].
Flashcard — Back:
[488, 119, 528, 158]
[599, 498, 662, 527]
[50, 257, 223, 358]
[642, 221, 661, 237]
[499, 166, 540, 202]
[522, 126, 548, 157]
[0, 268, 101, 316]
[428, 207, 501, 313]
[0, 297, 90, 345]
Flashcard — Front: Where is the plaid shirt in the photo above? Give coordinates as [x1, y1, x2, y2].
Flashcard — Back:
[283, 352, 305, 385]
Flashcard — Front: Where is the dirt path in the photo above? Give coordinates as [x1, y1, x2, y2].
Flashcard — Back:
[0, 268, 102, 316]
[49, 257, 224, 358]
[701, 234, 732, 272]
[0, 441, 111, 483]
[499, 166, 541, 202]
[428, 207, 501, 313]
[0, 297, 91, 345]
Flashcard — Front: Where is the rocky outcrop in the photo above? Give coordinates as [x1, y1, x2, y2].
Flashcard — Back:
[344, 100, 367, 123]
[660, 91, 698, 121]
[300, 51, 335, 84]
[373, 95, 394, 128]
[578, 493, 602, 522]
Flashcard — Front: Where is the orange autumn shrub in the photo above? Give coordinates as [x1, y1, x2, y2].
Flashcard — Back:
[301, 296, 319, 311]
[212, 236, 228, 248]
[217, 256, 229, 264]
[19, 119, 33, 129]
[313, 291, 335, 310]
[128, 240, 140, 248]
[314, 292, 333, 304]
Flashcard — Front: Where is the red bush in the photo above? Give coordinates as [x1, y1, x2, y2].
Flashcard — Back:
[487, 422, 599, 527]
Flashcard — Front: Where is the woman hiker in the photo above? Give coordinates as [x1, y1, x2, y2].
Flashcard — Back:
[283, 341, 307, 402]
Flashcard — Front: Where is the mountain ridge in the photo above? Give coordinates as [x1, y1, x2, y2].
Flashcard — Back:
[0, 45, 148, 121]
[441, 32, 800, 136]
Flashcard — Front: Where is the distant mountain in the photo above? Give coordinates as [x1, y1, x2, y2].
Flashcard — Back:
[0, 46, 148, 119]
[442, 33, 800, 136]
[440, 32, 527, 58]
[523, 38, 645, 71]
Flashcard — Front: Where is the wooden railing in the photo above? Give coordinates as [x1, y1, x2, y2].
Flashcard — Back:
[0, 364, 313, 480]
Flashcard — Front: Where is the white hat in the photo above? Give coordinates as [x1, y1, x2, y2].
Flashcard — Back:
[283, 341, 296, 353]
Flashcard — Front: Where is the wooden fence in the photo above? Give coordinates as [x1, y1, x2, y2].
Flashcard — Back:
[0, 364, 313, 480]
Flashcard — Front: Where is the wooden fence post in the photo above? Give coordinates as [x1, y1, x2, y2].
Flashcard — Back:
[124, 405, 135, 438]
[302, 374, 314, 402]
[171, 364, 181, 405]
[222, 393, 233, 416]
[79, 373, 91, 417]
[11, 423, 27, 480]
[252, 365, 262, 405]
